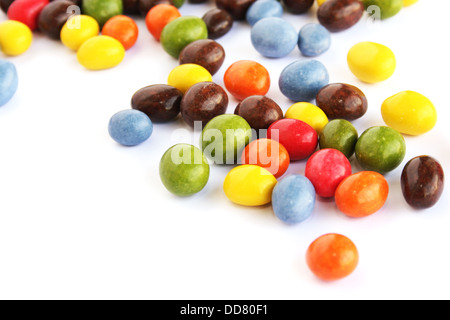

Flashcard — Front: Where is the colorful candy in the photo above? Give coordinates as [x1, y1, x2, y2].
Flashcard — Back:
[0, 20, 32, 56]
[38, 0, 75, 40]
[234, 95, 283, 133]
[167, 63, 213, 94]
[77, 35, 125, 70]
[108, 109, 153, 146]
[179, 39, 226, 76]
[82, 0, 123, 27]
[145, 4, 181, 41]
[102, 15, 139, 50]
[285, 102, 328, 134]
[0, 60, 18, 107]
[246, 0, 283, 26]
[7, 0, 49, 31]
[202, 8, 233, 39]
[362, 0, 403, 20]
[317, 0, 364, 32]
[298, 23, 331, 57]
[319, 119, 358, 158]
[60, 15, 100, 51]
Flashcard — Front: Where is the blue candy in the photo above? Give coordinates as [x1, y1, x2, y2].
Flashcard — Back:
[251, 17, 298, 58]
[108, 109, 153, 146]
[272, 175, 316, 225]
[298, 23, 331, 57]
[0, 60, 18, 107]
[246, 0, 283, 26]
[279, 59, 329, 102]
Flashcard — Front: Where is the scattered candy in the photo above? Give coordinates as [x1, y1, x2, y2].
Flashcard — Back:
[0, 20, 32, 56]
[60, 15, 100, 51]
[108, 109, 153, 146]
[234, 95, 283, 133]
[362, 0, 403, 20]
[298, 23, 331, 57]
[102, 15, 139, 50]
[167, 63, 213, 94]
[179, 39, 226, 76]
[38, 0, 74, 40]
[319, 119, 358, 158]
[82, 0, 123, 27]
[317, 0, 364, 32]
[145, 4, 181, 42]
[285, 102, 328, 134]
[77, 35, 125, 70]
[7, 0, 49, 31]
[246, 0, 283, 26]
[202, 8, 233, 40]
[0, 60, 18, 107]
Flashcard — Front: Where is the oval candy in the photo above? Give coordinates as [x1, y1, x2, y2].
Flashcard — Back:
[77, 35, 125, 70]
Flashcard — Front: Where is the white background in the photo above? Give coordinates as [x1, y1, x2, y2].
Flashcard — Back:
[0, 0, 449, 300]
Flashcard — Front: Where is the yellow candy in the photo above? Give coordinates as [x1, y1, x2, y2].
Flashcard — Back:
[77, 36, 125, 70]
[381, 91, 437, 136]
[347, 42, 396, 84]
[317, 0, 328, 6]
[167, 64, 213, 94]
[285, 102, 328, 134]
[223, 165, 277, 207]
[0, 20, 32, 56]
[61, 15, 100, 51]
[403, 0, 418, 6]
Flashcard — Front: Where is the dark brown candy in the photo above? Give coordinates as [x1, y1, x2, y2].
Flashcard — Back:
[123, 0, 140, 15]
[234, 95, 283, 133]
[189, 0, 208, 3]
[215, 0, 256, 21]
[316, 83, 368, 121]
[38, 1, 76, 40]
[0, 0, 14, 13]
[181, 82, 229, 128]
[281, 0, 314, 14]
[318, 0, 364, 32]
[401, 156, 445, 209]
[202, 8, 233, 39]
[131, 84, 183, 123]
[138, 0, 173, 16]
[179, 40, 225, 76]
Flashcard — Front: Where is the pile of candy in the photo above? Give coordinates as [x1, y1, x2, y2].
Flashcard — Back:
[0, 0, 444, 282]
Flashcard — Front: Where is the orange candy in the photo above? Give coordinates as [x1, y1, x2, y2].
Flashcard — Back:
[102, 15, 138, 50]
[241, 138, 290, 179]
[306, 233, 359, 281]
[146, 4, 181, 41]
[335, 171, 389, 218]
[224, 60, 271, 101]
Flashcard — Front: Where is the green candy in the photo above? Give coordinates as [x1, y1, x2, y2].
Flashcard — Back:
[159, 144, 210, 196]
[82, 0, 123, 26]
[319, 119, 359, 159]
[363, 0, 403, 20]
[173, 0, 185, 8]
[160, 16, 208, 59]
[355, 126, 406, 174]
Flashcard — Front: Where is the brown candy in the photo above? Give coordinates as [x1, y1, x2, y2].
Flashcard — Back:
[123, 0, 140, 15]
[234, 95, 283, 133]
[202, 8, 233, 39]
[38, 1, 76, 40]
[215, 0, 256, 20]
[0, 0, 14, 13]
[318, 0, 364, 32]
[179, 39, 225, 76]
[138, 0, 173, 16]
[282, 0, 314, 14]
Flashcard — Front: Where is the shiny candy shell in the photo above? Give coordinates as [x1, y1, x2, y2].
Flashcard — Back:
[77, 35, 125, 70]
[0, 20, 33, 56]
[285, 102, 328, 134]
[0, 60, 18, 106]
[167, 64, 213, 94]
[61, 15, 100, 51]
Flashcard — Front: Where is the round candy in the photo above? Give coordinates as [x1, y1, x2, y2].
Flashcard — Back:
[319, 119, 358, 158]
[82, 0, 123, 27]
[335, 171, 389, 218]
[179, 39, 225, 76]
[251, 17, 298, 58]
[279, 59, 329, 102]
[355, 126, 406, 174]
[401, 156, 444, 209]
[60, 15, 100, 51]
[234, 95, 283, 133]
[0, 20, 32, 56]
[216, 0, 257, 20]
[362, 0, 402, 20]
[267, 119, 318, 161]
[200, 114, 252, 165]
[282, 0, 314, 14]
[131, 84, 183, 123]
[223, 165, 277, 206]
[108, 109, 153, 146]
[241, 138, 290, 178]
[202, 8, 233, 40]
[306, 233, 359, 281]
[77, 35, 125, 70]
[381, 91, 437, 136]
[160, 16, 208, 59]
[305, 149, 352, 198]
[7, 0, 49, 31]
[38, 0, 74, 40]
[224, 60, 271, 101]
[347, 42, 396, 84]
[0, 60, 19, 107]
[145, 4, 181, 41]
[298, 23, 331, 57]
[285, 102, 328, 134]
[102, 15, 139, 50]
[159, 144, 210, 196]
[317, 0, 364, 32]
[167, 64, 213, 94]
[246, 0, 283, 26]
[272, 175, 316, 224]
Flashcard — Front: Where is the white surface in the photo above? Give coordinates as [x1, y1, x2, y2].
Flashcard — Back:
[0, 1, 449, 300]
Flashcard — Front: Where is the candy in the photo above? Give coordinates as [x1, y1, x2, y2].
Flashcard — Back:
[138, 0, 177, 16]
[317, 0, 364, 32]
[7, 0, 49, 31]
[319, 119, 358, 158]
[223, 165, 277, 206]
[279, 59, 329, 102]
[102, 15, 139, 50]
[251, 17, 298, 58]
[224, 60, 271, 101]
[145, 4, 181, 41]
[401, 156, 444, 209]
[306, 234, 359, 281]
[82, 0, 123, 27]
[0, 60, 18, 107]
[202, 8, 233, 39]
[160, 16, 208, 59]
[246, 0, 283, 26]
[305, 149, 352, 198]
[108, 109, 153, 146]
[167, 64, 213, 94]
[316, 83, 368, 121]
[131, 84, 183, 123]
[282, 0, 314, 14]
[179, 39, 226, 76]
[123, 0, 140, 14]
[362, 0, 402, 20]
[298, 23, 331, 57]
[216, 0, 256, 20]
[0, 20, 32, 56]
[200, 114, 252, 164]
[267, 119, 318, 161]
[77, 35, 125, 70]
[241, 138, 290, 178]
[355, 126, 406, 174]
[159, 144, 210, 196]
[347, 42, 396, 84]
[234, 95, 283, 133]
[38, 0, 75, 40]
[180, 82, 229, 128]
[60, 15, 100, 51]
[335, 171, 389, 217]
[0, 0, 14, 13]
[381, 91, 437, 136]
[285, 102, 328, 134]
[317, 0, 328, 5]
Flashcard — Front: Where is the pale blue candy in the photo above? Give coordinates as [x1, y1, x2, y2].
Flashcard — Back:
[298, 23, 331, 57]
[0, 60, 19, 107]
[272, 175, 316, 225]
[108, 109, 153, 146]
[251, 17, 298, 58]
[246, 0, 283, 26]
[279, 59, 329, 102]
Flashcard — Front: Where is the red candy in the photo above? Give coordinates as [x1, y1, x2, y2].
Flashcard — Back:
[7, 0, 49, 31]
